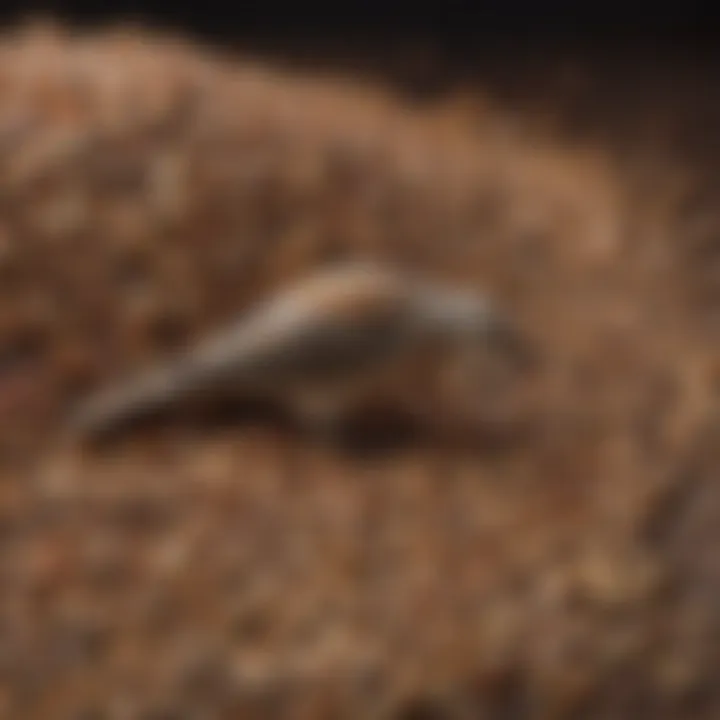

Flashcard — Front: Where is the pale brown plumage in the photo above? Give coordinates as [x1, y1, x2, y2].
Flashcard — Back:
[67, 262, 533, 439]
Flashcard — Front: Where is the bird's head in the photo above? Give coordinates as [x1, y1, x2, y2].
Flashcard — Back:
[411, 284, 537, 370]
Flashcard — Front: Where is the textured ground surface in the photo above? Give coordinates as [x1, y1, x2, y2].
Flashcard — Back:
[0, 22, 718, 719]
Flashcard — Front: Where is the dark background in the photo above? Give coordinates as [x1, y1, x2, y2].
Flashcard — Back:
[1, 2, 716, 109]
[0, 3, 715, 47]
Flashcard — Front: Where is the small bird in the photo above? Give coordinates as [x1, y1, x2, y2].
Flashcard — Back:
[66, 262, 533, 441]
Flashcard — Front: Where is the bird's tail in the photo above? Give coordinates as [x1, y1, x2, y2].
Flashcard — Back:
[66, 355, 220, 439]
[64, 309, 285, 440]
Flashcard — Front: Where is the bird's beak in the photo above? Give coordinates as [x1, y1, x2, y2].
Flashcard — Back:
[485, 315, 539, 372]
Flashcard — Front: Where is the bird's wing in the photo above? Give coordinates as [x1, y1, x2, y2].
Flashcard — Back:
[189, 291, 417, 388]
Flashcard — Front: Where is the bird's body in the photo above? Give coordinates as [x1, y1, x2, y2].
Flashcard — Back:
[68, 262, 531, 439]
